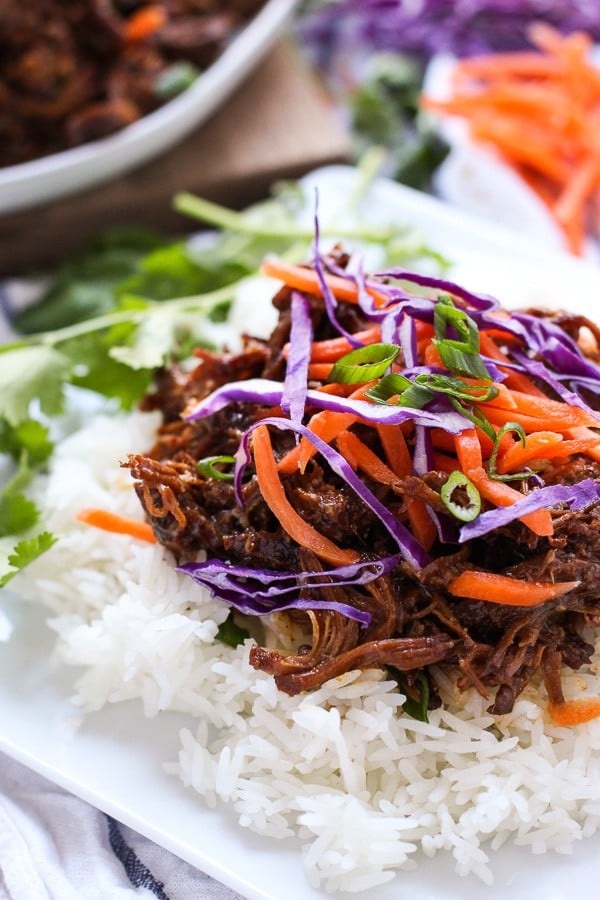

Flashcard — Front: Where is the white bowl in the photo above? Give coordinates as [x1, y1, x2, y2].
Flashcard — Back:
[0, 0, 296, 215]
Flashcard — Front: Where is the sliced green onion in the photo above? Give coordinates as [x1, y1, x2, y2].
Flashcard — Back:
[364, 373, 433, 409]
[415, 373, 498, 403]
[328, 343, 401, 385]
[432, 294, 491, 380]
[196, 455, 236, 481]
[440, 470, 481, 522]
[431, 342, 492, 380]
[155, 62, 199, 100]
[434, 295, 478, 350]
[448, 397, 496, 442]
[486, 422, 530, 482]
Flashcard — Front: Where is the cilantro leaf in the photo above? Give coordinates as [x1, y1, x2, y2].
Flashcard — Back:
[15, 229, 165, 333]
[0, 532, 57, 588]
[0, 419, 53, 466]
[0, 492, 39, 538]
[0, 346, 70, 426]
[216, 614, 250, 648]
[109, 309, 179, 370]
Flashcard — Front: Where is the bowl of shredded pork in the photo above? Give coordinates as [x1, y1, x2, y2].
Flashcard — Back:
[4, 175, 600, 894]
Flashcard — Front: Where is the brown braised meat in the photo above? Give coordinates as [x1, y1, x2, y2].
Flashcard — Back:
[0, 0, 265, 166]
[126, 286, 600, 714]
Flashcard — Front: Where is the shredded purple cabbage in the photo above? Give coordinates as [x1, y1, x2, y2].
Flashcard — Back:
[459, 479, 600, 542]
[281, 291, 312, 424]
[299, 1, 600, 64]
[178, 555, 403, 626]
[185, 378, 471, 433]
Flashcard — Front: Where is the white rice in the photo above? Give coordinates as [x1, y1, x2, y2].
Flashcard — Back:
[13, 408, 600, 893]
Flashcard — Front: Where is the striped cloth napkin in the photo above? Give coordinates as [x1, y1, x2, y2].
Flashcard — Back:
[0, 752, 242, 900]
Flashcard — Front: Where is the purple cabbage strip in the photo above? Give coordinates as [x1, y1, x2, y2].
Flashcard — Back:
[179, 554, 404, 626]
[313, 210, 364, 348]
[299, 0, 600, 63]
[281, 291, 313, 424]
[459, 479, 600, 542]
[375, 268, 500, 312]
[412, 424, 459, 543]
[397, 314, 418, 368]
[510, 349, 600, 422]
[541, 337, 600, 385]
[234, 415, 430, 570]
[184, 378, 471, 433]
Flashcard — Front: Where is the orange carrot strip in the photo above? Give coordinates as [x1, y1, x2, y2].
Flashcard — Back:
[377, 424, 412, 478]
[304, 327, 381, 363]
[479, 333, 546, 396]
[468, 466, 554, 536]
[406, 499, 437, 550]
[448, 570, 579, 606]
[423, 343, 444, 368]
[496, 431, 562, 472]
[124, 5, 166, 42]
[338, 431, 436, 549]
[565, 426, 600, 462]
[452, 52, 563, 80]
[76, 508, 157, 543]
[433, 452, 460, 474]
[496, 433, 600, 473]
[454, 430, 552, 535]
[549, 698, 600, 726]
[554, 156, 600, 228]
[253, 425, 359, 567]
[454, 428, 483, 472]
[506, 388, 599, 425]
[277, 411, 357, 476]
[316, 383, 356, 397]
[307, 363, 334, 381]
[336, 431, 399, 486]
[278, 383, 376, 476]
[261, 259, 388, 308]
[482, 405, 596, 434]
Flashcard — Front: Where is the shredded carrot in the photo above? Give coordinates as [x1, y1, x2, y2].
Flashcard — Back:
[253, 425, 359, 567]
[497, 433, 599, 473]
[302, 327, 381, 363]
[482, 404, 596, 434]
[278, 383, 375, 475]
[277, 410, 357, 475]
[454, 430, 553, 536]
[307, 363, 334, 381]
[548, 697, 600, 726]
[479, 333, 546, 396]
[423, 342, 444, 368]
[454, 428, 484, 473]
[76, 508, 157, 543]
[422, 26, 600, 255]
[336, 431, 399, 486]
[448, 570, 579, 606]
[261, 259, 387, 308]
[124, 5, 166, 42]
[377, 424, 413, 477]
[565, 426, 600, 462]
[469, 466, 554, 536]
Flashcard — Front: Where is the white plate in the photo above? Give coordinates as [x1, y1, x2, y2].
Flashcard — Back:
[0, 0, 296, 216]
[3, 166, 600, 899]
